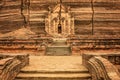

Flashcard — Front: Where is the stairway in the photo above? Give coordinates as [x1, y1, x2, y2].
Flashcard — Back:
[15, 69, 91, 80]
[15, 56, 91, 80]
[46, 38, 72, 56]
[46, 47, 71, 56]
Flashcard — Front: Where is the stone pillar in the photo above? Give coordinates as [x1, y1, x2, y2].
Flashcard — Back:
[63, 19, 65, 34]
[51, 20, 53, 33]
[53, 20, 55, 34]
[55, 19, 57, 34]
[48, 15, 51, 34]
[45, 19, 49, 33]
[71, 18, 74, 34]
[66, 20, 68, 33]
[68, 18, 71, 34]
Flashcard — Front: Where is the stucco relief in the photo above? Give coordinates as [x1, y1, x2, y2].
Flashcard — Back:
[45, 4, 74, 37]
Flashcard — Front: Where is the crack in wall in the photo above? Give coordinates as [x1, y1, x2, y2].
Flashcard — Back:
[20, 0, 95, 33]
[26, 0, 30, 27]
[91, 0, 94, 35]
[21, 0, 27, 28]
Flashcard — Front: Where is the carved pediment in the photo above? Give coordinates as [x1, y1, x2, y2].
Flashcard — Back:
[52, 4, 66, 13]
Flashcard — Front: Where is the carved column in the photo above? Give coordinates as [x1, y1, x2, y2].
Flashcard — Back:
[71, 17, 74, 34]
[63, 19, 65, 33]
[66, 20, 68, 33]
[53, 20, 55, 34]
[51, 20, 54, 33]
[61, 20, 64, 34]
[48, 15, 51, 34]
[68, 18, 71, 34]
[45, 19, 49, 33]
[62, 19, 64, 34]
[55, 19, 58, 34]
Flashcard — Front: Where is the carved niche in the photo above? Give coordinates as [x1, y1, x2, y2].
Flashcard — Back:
[45, 4, 74, 37]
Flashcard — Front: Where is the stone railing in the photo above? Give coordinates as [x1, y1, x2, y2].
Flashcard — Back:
[0, 54, 29, 80]
[102, 54, 120, 65]
[83, 53, 120, 80]
[102, 53, 120, 73]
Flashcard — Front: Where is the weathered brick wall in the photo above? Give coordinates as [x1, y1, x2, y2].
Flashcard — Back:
[29, 0, 93, 34]
[82, 53, 120, 80]
[0, 0, 120, 36]
[0, 38, 52, 51]
[67, 37, 120, 51]
[0, 0, 24, 33]
[93, 0, 120, 35]
[0, 54, 29, 80]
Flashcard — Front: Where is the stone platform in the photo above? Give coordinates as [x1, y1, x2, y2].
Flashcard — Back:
[15, 56, 91, 80]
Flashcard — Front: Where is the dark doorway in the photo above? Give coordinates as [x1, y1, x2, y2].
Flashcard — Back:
[58, 24, 62, 34]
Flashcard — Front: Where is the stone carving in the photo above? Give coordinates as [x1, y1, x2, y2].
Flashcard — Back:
[45, 4, 74, 37]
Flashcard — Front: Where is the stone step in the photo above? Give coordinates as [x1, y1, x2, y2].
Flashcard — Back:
[52, 42, 67, 46]
[15, 73, 91, 80]
[15, 56, 91, 80]
[50, 38, 69, 46]
[46, 47, 71, 56]
[20, 68, 89, 74]
[46, 47, 71, 51]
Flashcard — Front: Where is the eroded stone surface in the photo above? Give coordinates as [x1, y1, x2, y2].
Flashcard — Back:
[21, 56, 86, 72]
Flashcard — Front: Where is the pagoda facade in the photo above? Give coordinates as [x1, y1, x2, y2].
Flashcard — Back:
[45, 4, 74, 37]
